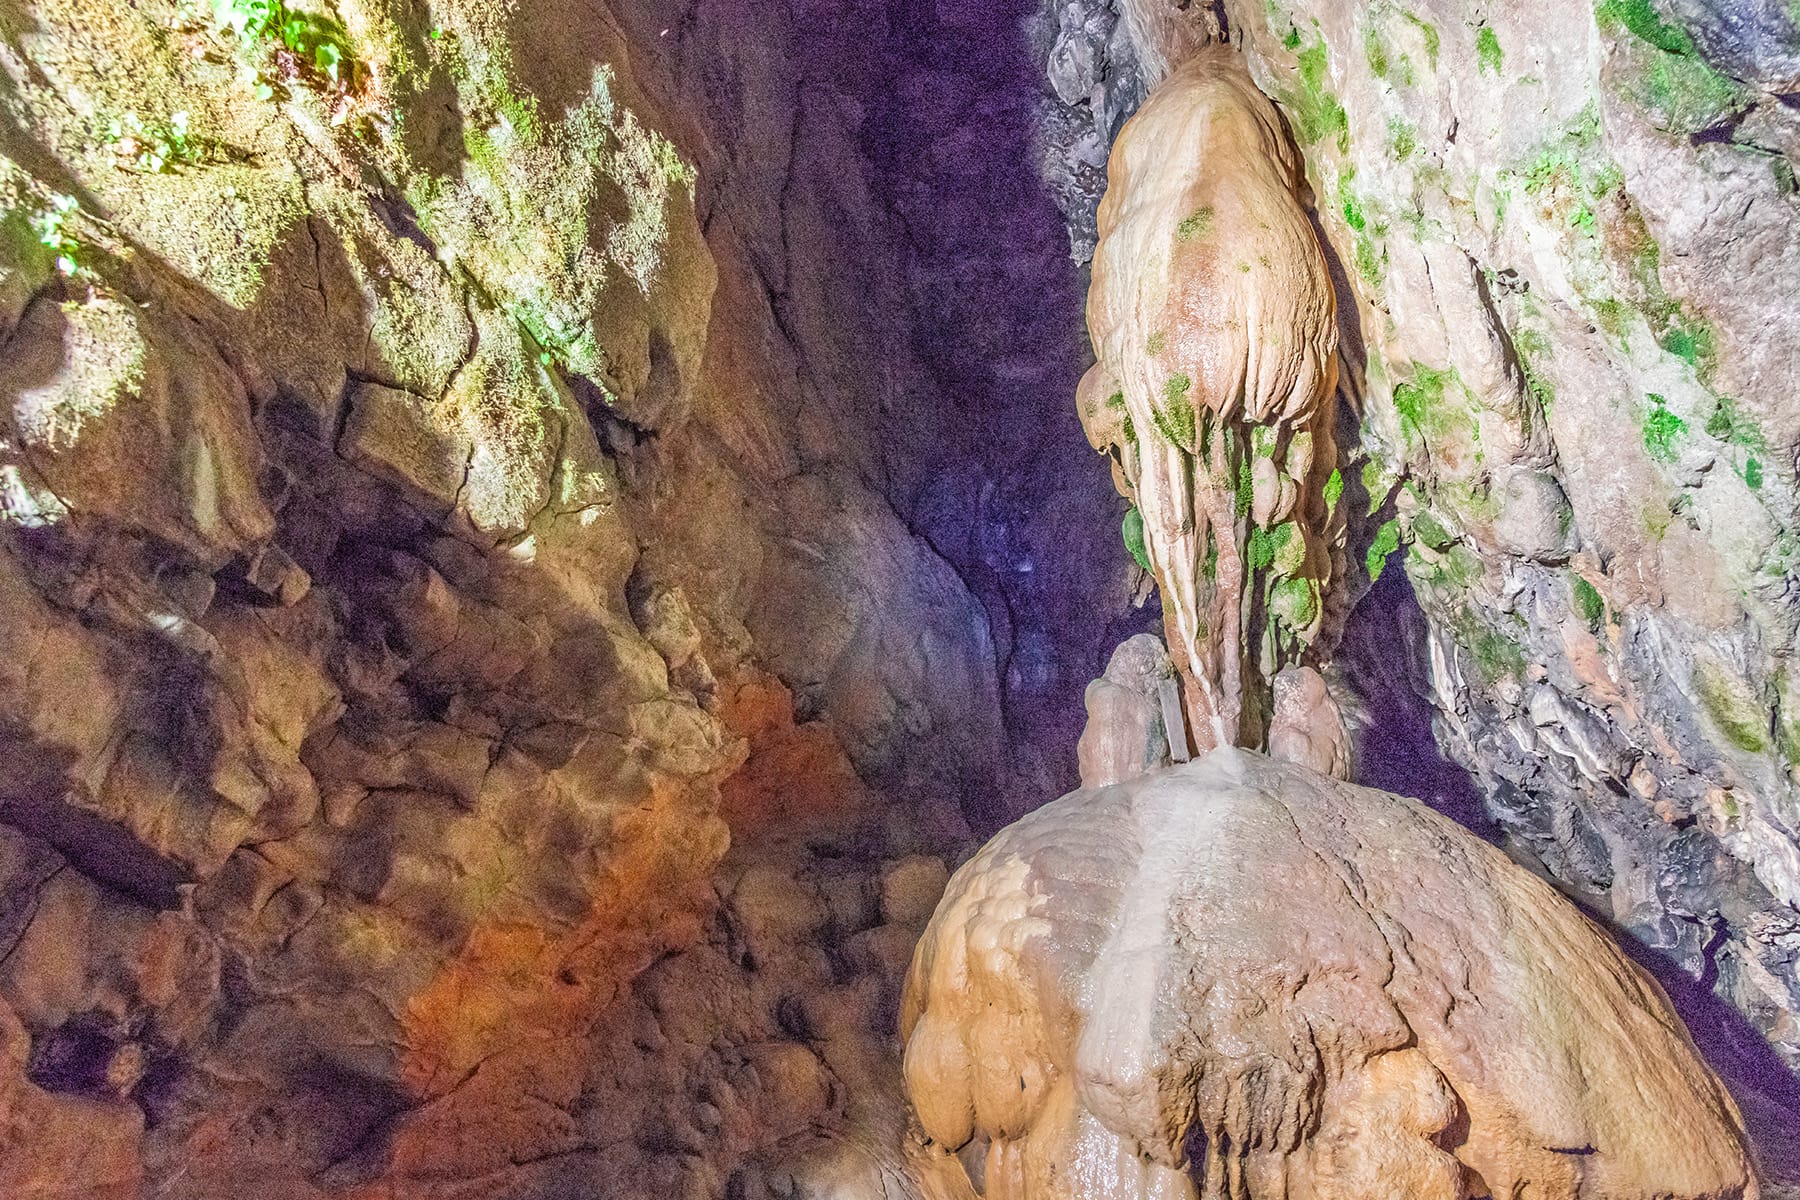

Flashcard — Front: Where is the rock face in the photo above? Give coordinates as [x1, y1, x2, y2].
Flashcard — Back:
[903, 749, 1759, 1199]
[1076, 633, 1176, 788]
[0, 0, 1127, 1192]
[1083, 45, 1344, 753]
[1040, 0, 1800, 1111]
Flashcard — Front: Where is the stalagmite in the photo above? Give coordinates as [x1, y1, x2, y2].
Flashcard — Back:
[1082, 44, 1342, 753]
[901, 750, 1760, 1200]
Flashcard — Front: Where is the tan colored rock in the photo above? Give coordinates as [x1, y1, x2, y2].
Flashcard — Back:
[880, 855, 952, 929]
[903, 750, 1758, 1199]
[0, 291, 272, 567]
[337, 381, 472, 518]
[1077, 633, 1175, 789]
[1086, 45, 1341, 755]
[1267, 664, 1351, 779]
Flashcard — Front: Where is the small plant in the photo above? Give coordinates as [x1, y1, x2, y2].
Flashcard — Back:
[1641, 393, 1686, 462]
[214, 0, 353, 86]
[1659, 320, 1712, 369]
[104, 110, 195, 173]
[30, 193, 82, 276]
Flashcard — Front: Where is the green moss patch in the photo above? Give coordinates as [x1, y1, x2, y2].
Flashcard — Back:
[1122, 506, 1151, 571]
[1270, 574, 1320, 633]
[1366, 517, 1402, 580]
[1151, 373, 1198, 449]
[1282, 37, 1351, 154]
[1571, 574, 1605, 628]
[1402, 12, 1441, 68]
[1387, 117, 1418, 160]
[1247, 520, 1297, 571]
[1467, 620, 1527, 682]
[1597, 0, 1694, 52]
[1391, 362, 1475, 449]
[1595, 0, 1748, 131]
[1693, 659, 1769, 754]
[1176, 207, 1215, 240]
[1476, 25, 1504, 75]
[1660, 320, 1713, 369]
[1520, 108, 1624, 238]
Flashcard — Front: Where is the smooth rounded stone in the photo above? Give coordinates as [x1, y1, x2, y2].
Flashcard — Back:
[878, 856, 950, 928]
[1267, 664, 1351, 779]
[1489, 465, 1577, 561]
[902, 750, 1758, 1199]
[728, 865, 828, 961]
[1076, 633, 1175, 788]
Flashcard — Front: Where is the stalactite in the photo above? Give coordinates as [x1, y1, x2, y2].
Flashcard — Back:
[1083, 44, 1343, 753]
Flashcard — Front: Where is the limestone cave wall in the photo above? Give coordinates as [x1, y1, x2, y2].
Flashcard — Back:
[2, 0, 1799, 1194]
[0, 0, 1135, 1193]
[1038, 0, 1800, 1164]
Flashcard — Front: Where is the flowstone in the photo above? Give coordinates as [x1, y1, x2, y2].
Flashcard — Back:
[902, 749, 1758, 1200]
[1081, 45, 1344, 754]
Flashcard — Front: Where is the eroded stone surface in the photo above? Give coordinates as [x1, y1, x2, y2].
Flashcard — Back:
[1084, 45, 1344, 754]
[904, 750, 1759, 1199]
[1039, 0, 1800, 1121]
[0, 0, 1100, 1192]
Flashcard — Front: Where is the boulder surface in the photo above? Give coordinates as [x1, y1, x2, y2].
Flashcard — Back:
[904, 749, 1758, 1199]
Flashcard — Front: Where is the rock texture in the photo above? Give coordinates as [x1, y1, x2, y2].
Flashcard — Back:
[1076, 633, 1176, 788]
[0, 0, 1127, 1193]
[903, 749, 1759, 1199]
[1083, 44, 1344, 753]
[1237, 0, 1800, 1095]
[1041, 0, 1800, 1136]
